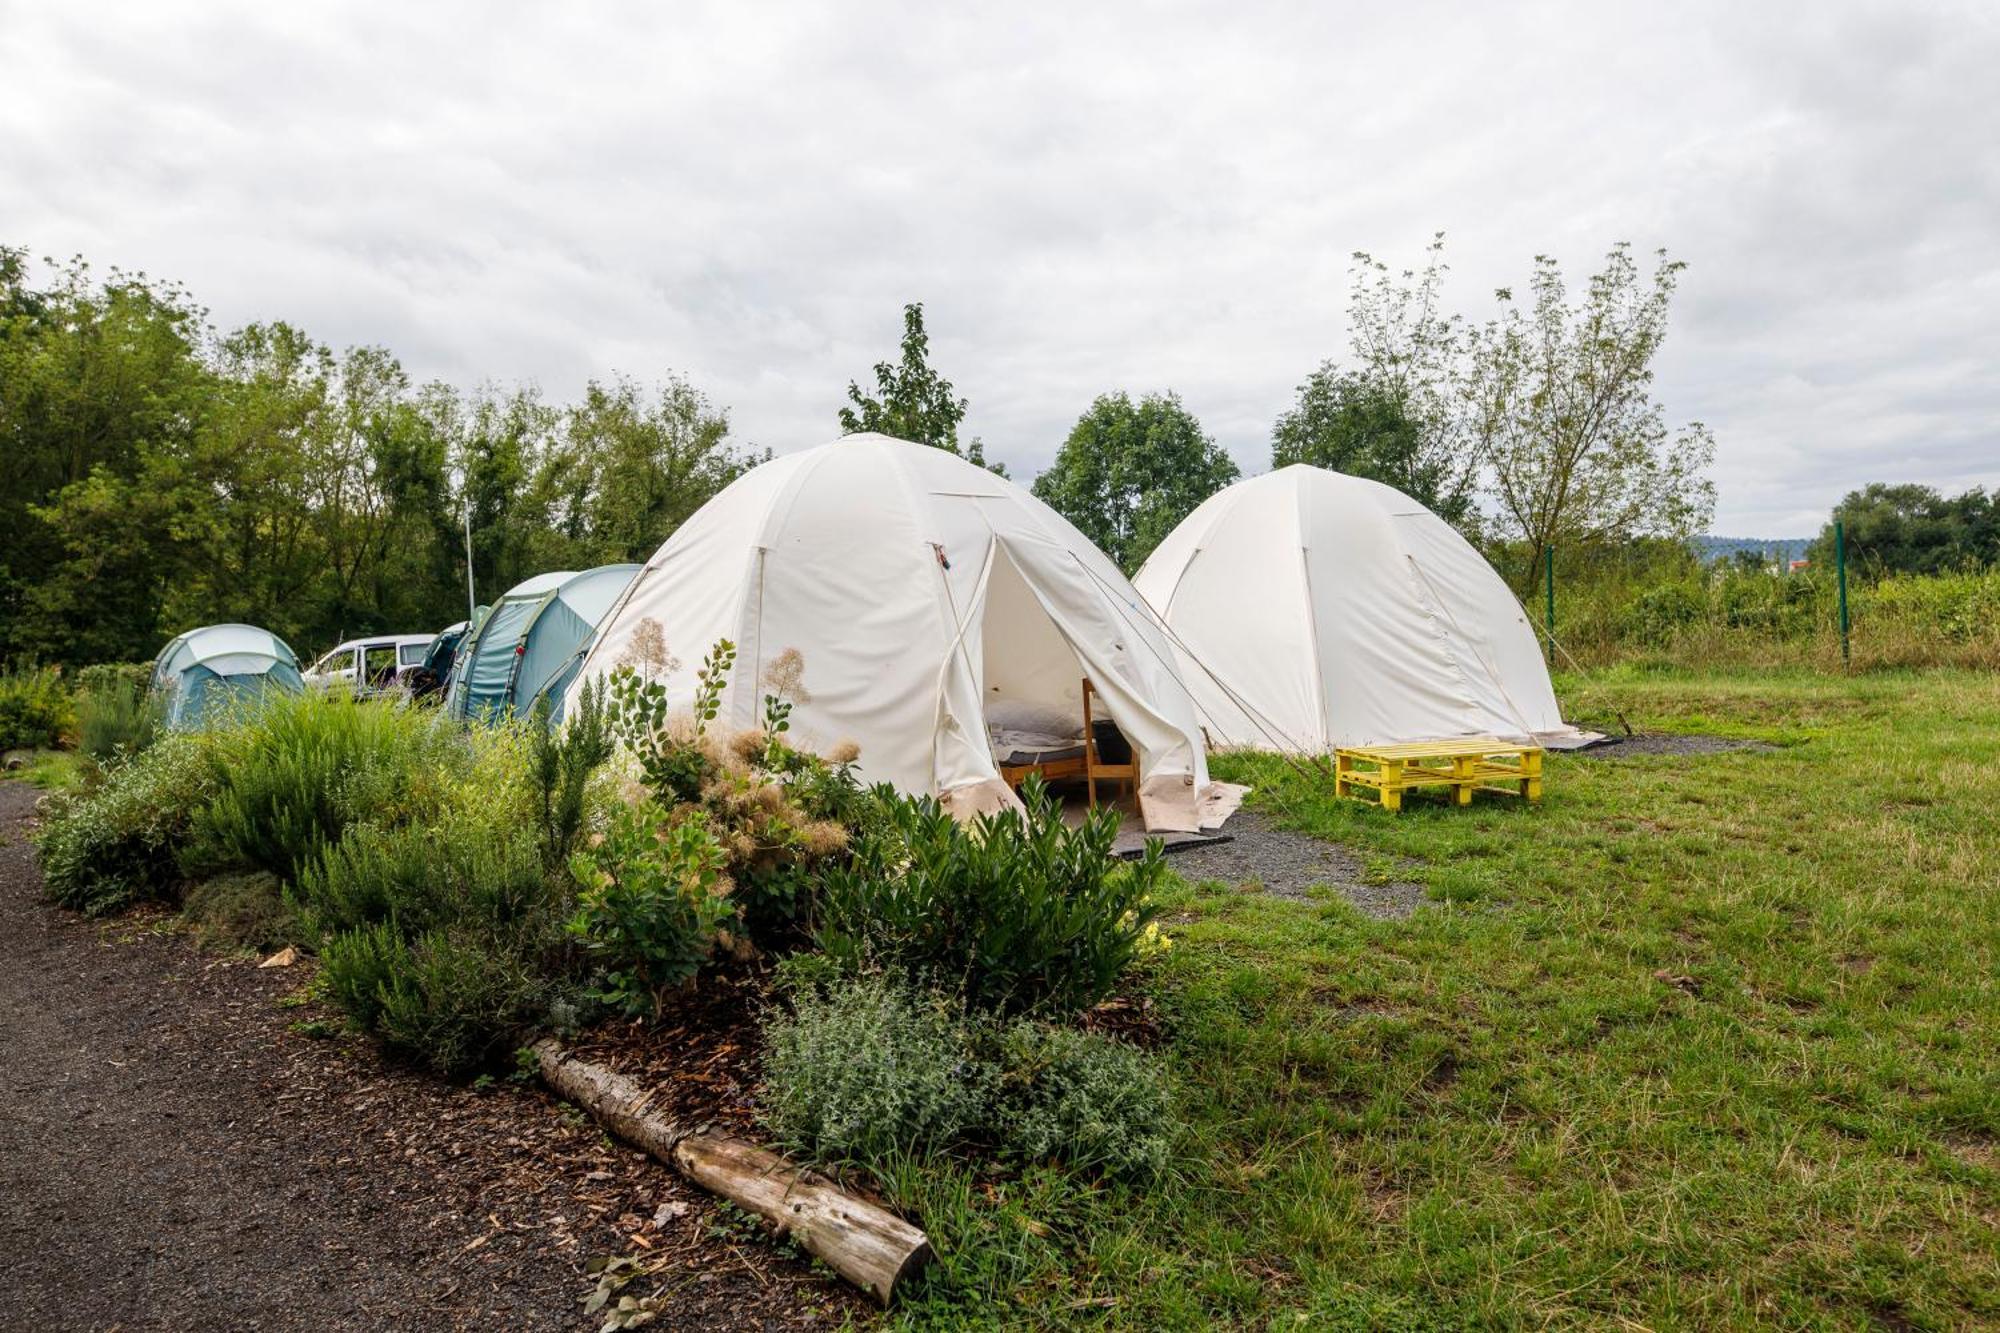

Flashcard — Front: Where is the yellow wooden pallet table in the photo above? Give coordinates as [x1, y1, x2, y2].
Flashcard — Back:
[1334, 736, 1544, 811]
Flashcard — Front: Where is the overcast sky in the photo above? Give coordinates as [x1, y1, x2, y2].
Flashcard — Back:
[4, 1, 1995, 534]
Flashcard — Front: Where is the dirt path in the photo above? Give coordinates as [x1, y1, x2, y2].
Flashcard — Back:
[0, 782, 860, 1332]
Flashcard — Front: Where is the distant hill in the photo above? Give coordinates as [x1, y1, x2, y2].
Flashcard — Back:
[1694, 535, 1814, 566]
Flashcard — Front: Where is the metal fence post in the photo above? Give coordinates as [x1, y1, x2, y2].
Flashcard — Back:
[1836, 519, 1850, 667]
[1544, 545, 1556, 666]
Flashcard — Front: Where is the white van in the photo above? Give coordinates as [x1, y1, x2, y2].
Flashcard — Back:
[304, 635, 438, 696]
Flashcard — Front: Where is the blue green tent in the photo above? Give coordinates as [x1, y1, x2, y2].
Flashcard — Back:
[150, 624, 305, 729]
[445, 565, 639, 723]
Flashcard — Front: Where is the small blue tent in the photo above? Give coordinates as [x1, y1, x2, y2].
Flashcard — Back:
[150, 624, 305, 729]
[445, 565, 638, 723]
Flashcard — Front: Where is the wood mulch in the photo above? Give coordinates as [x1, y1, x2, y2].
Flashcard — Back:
[0, 781, 867, 1332]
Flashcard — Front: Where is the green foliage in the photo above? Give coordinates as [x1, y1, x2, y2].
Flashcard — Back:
[838, 302, 1000, 470]
[1271, 363, 1475, 528]
[0, 248, 753, 665]
[293, 812, 557, 943]
[530, 676, 612, 867]
[185, 689, 469, 880]
[998, 1022, 1175, 1183]
[567, 803, 735, 1015]
[0, 663, 73, 750]
[604, 645, 733, 805]
[760, 974, 1176, 1183]
[1031, 390, 1238, 572]
[181, 870, 293, 951]
[1809, 481, 1999, 575]
[760, 973, 999, 1163]
[814, 777, 1166, 1016]
[36, 734, 217, 914]
[76, 673, 158, 760]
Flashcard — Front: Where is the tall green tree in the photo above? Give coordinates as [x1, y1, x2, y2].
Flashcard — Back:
[538, 373, 762, 565]
[0, 246, 759, 665]
[1808, 483, 1998, 574]
[1, 253, 215, 661]
[1032, 392, 1239, 572]
[1270, 363, 1475, 527]
[839, 302, 998, 469]
[1466, 245, 1715, 590]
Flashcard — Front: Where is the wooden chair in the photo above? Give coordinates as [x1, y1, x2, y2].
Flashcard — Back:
[1081, 678, 1136, 808]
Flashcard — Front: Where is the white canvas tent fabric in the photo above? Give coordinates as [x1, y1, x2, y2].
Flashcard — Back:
[563, 434, 1216, 831]
[447, 565, 640, 722]
[1132, 465, 1594, 752]
[149, 623, 304, 729]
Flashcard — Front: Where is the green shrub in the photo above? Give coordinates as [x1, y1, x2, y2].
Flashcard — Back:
[77, 675, 159, 760]
[599, 648, 861, 951]
[321, 921, 558, 1077]
[293, 812, 557, 943]
[182, 871, 293, 951]
[319, 921, 408, 1031]
[760, 975, 1177, 1182]
[567, 802, 735, 1015]
[814, 778, 1166, 1016]
[760, 975, 999, 1164]
[530, 678, 613, 868]
[186, 690, 475, 879]
[998, 1023, 1174, 1182]
[0, 663, 74, 751]
[36, 734, 216, 914]
[74, 662, 152, 694]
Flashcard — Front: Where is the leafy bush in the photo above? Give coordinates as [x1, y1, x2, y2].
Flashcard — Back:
[182, 870, 293, 951]
[814, 777, 1166, 1016]
[530, 678, 613, 868]
[294, 812, 559, 943]
[0, 663, 74, 750]
[36, 734, 217, 914]
[567, 803, 735, 1014]
[998, 1023, 1174, 1182]
[77, 674, 158, 760]
[599, 649, 860, 950]
[760, 974, 998, 1163]
[322, 924, 556, 1077]
[760, 975, 1177, 1183]
[186, 690, 474, 880]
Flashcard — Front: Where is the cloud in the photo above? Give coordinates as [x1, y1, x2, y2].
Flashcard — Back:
[2, 0, 1994, 534]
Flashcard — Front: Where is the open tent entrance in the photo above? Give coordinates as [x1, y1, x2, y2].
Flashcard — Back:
[952, 536, 1147, 816]
[979, 542, 1092, 738]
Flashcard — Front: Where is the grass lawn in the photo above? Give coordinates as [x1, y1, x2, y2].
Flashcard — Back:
[890, 668, 2000, 1329]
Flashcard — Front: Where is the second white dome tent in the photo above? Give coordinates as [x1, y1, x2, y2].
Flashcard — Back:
[1132, 465, 1594, 753]
[563, 434, 1218, 832]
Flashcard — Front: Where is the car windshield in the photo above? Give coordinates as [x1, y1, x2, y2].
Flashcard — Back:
[311, 650, 350, 675]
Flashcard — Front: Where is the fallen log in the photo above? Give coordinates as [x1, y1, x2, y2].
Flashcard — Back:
[530, 1037, 931, 1305]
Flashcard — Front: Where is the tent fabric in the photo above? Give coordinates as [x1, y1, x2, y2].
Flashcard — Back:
[1132, 465, 1591, 753]
[150, 623, 303, 729]
[564, 434, 1216, 832]
[447, 565, 639, 722]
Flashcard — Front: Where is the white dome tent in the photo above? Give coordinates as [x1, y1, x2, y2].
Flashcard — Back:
[564, 434, 1219, 832]
[1132, 465, 1596, 753]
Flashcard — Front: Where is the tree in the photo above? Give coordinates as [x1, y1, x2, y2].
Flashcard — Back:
[1466, 244, 1715, 589]
[1808, 483, 1999, 574]
[839, 303, 998, 469]
[1031, 392, 1239, 572]
[1270, 363, 1475, 527]
[541, 374, 762, 565]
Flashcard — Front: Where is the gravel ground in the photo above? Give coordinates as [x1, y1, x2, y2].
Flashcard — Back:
[1165, 809, 1428, 917]
[0, 782, 860, 1333]
[1573, 733, 1780, 758]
